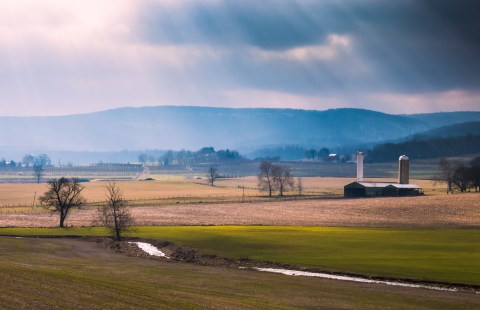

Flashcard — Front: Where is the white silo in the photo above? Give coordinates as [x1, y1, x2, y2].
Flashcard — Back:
[398, 155, 410, 184]
[356, 151, 364, 181]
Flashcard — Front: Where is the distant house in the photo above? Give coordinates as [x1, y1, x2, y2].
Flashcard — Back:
[344, 181, 423, 197]
[328, 153, 339, 162]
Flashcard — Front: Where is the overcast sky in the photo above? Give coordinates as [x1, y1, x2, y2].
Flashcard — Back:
[0, 0, 479, 116]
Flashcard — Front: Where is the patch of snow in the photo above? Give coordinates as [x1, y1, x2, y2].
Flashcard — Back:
[255, 268, 458, 292]
[129, 242, 169, 259]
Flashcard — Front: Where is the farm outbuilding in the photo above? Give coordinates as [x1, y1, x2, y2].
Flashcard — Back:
[344, 153, 423, 197]
[344, 182, 423, 197]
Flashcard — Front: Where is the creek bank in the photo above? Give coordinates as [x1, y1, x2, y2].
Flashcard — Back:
[86, 236, 480, 294]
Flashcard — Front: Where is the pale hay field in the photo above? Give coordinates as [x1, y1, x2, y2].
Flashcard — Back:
[0, 176, 460, 229]
[0, 177, 260, 206]
[0, 176, 445, 207]
[1, 190, 478, 228]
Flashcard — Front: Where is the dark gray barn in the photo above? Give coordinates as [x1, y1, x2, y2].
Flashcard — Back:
[344, 182, 423, 197]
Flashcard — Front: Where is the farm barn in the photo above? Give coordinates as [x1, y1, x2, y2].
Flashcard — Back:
[344, 182, 422, 197]
[344, 153, 423, 197]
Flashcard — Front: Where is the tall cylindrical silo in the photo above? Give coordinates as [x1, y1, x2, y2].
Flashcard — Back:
[398, 155, 410, 184]
[357, 151, 364, 181]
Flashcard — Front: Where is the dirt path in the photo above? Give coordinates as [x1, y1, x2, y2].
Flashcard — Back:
[134, 165, 151, 180]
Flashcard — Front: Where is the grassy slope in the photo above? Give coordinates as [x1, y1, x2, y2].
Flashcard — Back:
[1, 237, 478, 310]
[1, 226, 479, 285]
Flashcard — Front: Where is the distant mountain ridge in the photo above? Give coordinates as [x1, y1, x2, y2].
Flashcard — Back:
[0, 106, 479, 156]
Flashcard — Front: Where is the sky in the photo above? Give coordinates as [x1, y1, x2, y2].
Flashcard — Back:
[0, 0, 479, 116]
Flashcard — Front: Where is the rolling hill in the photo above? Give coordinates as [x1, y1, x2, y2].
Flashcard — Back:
[0, 106, 479, 159]
[409, 121, 480, 139]
[0, 106, 429, 152]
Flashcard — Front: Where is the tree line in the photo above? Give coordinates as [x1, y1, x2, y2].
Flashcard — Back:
[367, 134, 480, 163]
[437, 157, 480, 193]
[0, 154, 51, 183]
[251, 145, 352, 162]
[139, 147, 244, 166]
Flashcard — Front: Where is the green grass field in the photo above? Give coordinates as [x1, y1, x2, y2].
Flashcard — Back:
[2, 226, 479, 285]
[2, 237, 478, 309]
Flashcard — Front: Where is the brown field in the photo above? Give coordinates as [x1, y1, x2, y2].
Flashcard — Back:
[0, 176, 458, 229]
[0, 176, 446, 207]
[0, 177, 260, 206]
[1, 191, 478, 228]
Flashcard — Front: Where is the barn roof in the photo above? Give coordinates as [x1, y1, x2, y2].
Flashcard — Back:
[345, 182, 391, 188]
[345, 182, 421, 189]
[386, 183, 422, 189]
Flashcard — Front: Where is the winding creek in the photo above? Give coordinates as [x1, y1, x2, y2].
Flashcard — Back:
[254, 268, 460, 292]
[132, 242, 477, 293]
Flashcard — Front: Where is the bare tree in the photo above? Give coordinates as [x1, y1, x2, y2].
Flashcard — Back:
[33, 154, 50, 183]
[297, 177, 303, 196]
[207, 166, 220, 186]
[438, 158, 459, 194]
[470, 157, 480, 192]
[258, 161, 275, 196]
[452, 164, 471, 193]
[39, 177, 85, 227]
[272, 164, 294, 196]
[95, 182, 134, 241]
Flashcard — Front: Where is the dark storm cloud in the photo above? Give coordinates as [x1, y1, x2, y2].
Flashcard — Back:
[1, 0, 478, 116]
[137, 0, 480, 93]
[344, 0, 480, 92]
[138, 1, 329, 49]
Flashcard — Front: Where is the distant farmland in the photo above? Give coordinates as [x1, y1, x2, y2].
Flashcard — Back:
[0, 158, 443, 185]
[0, 177, 444, 208]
